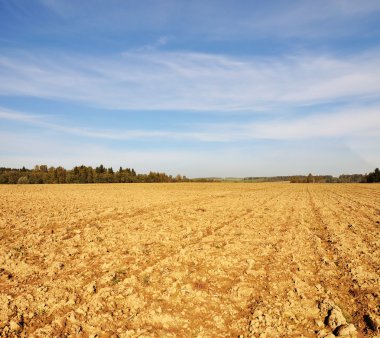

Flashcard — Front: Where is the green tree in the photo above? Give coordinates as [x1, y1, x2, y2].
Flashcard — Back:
[367, 168, 380, 183]
[307, 173, 314, 183]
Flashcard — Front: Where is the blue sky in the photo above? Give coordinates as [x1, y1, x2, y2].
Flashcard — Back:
[1, 0, 380, 177]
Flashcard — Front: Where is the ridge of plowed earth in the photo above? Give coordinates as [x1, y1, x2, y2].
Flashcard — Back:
[0, 183, 379, 337]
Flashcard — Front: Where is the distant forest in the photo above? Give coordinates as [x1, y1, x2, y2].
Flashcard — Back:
[0, 165, 189, 184]
[288, 168, 380, 183]
[0, 165, 379, 184]
[243, 168, 379, 183]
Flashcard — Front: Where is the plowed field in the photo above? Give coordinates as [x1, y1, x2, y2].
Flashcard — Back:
[0, 183, 379, 337]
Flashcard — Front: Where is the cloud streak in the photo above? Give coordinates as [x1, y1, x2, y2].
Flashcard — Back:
[1, 49, 380, 112]
[1, 103, 380, 143]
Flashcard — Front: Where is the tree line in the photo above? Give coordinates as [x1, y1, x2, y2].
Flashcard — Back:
[290, 168, 380, 183]
[0, 165, 189, 184]
[1, 165, 379, 184]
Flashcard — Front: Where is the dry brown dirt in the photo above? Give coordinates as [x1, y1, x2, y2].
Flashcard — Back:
[0, 183, 379, 337]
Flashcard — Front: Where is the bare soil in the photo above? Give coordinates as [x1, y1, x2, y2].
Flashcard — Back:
[0, 183, 379, 337]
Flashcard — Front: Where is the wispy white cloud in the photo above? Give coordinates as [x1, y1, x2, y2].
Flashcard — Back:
[1, 49, 380, 112]
[133, 36, 170, 52]
[244, 105, 380, 140]
[1, 103, 380, 142]
[242, 0, 380, 38]
[0, 107, 181, 140]
[0, 109, 42, 122]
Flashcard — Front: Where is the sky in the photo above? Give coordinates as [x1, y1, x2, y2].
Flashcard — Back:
[1, 0, 380, 177]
